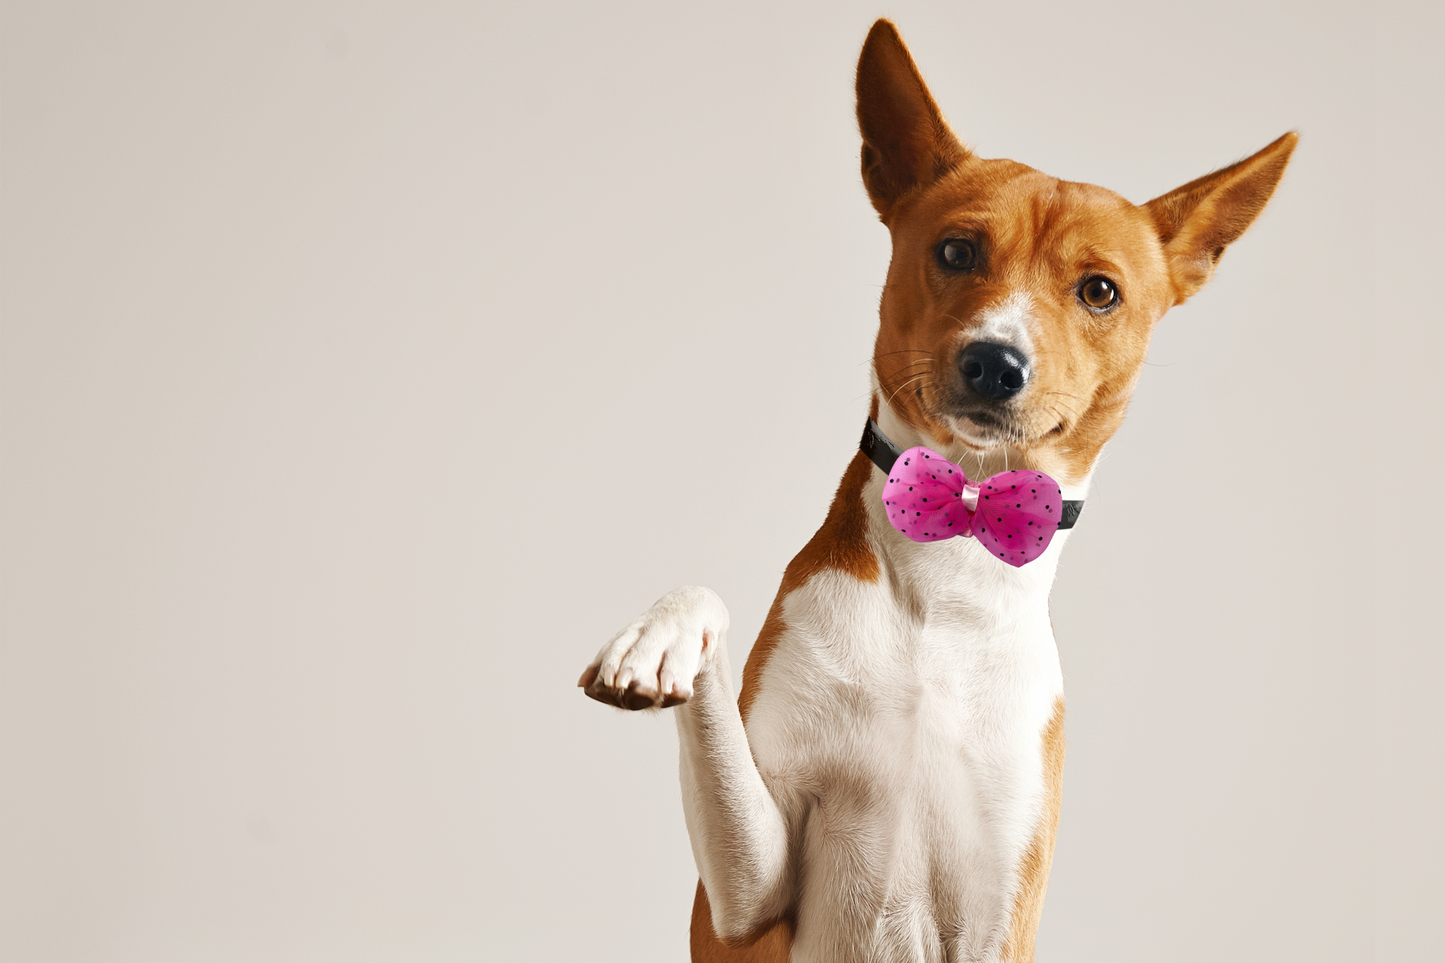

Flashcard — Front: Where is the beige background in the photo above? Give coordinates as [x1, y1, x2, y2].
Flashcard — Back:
[2, 1, 1440, 961]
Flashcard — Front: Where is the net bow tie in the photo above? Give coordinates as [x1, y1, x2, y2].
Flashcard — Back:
[882, 447, 1065, 567]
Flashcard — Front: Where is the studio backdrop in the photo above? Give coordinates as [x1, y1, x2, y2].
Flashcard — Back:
[2, 2, 1439, 961]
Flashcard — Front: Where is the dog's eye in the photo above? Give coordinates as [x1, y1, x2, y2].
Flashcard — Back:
[1078, 276, 1119, 310]
[937, 239, 977, 272]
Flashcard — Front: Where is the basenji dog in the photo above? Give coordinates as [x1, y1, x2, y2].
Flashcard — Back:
[579, 19, 1295, 963]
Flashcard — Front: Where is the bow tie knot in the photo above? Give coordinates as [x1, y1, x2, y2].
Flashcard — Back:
[882, 447, 1065, 567]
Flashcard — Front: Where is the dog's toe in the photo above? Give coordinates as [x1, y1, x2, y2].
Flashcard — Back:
[583, 677, 623, 708]
[621, 685, 657, 711]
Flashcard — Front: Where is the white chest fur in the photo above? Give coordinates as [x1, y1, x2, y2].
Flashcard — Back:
[738, 461, 1069, 962]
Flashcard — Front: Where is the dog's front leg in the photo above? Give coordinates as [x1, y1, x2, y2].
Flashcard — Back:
[581, 586, 790, 941]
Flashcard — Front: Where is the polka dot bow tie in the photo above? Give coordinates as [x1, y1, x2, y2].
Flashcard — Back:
[860, 419, 1084, 568]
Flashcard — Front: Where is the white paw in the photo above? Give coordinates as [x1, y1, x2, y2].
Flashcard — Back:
[578, 586, 729, 711]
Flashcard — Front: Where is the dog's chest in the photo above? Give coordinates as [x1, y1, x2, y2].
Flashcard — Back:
[744, 565, 1062, 962]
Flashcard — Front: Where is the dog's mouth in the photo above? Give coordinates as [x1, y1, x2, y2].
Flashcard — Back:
[943, 409, 1016, 450]
[894, 363, 1073, 453]
[942, 406, 1069, 452]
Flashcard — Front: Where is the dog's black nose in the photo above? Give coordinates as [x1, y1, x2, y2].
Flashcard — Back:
[959, 342, 1030, 401]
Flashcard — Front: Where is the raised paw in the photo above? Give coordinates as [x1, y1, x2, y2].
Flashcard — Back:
[579, 586, 729, 711]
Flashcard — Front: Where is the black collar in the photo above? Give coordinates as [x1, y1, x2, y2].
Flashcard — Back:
[860, 418, 1084, 530]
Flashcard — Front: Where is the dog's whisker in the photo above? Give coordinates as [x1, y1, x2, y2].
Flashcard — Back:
[874, 349, 936, 359]
[1036, 392, 1082, 421]
[1039, 390, 1086, 408]
[868, 358, 933, 398]
[876, 361, 934, 395]
[883, 374, 932, 409]
[1040, 400, 1079, 423]
[879, 361, 934, 381]
[883, 358, 935, 371]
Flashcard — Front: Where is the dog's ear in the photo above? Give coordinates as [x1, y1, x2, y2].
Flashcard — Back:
[856, 19, 968, 221]
[1144, 132, 1298, 304]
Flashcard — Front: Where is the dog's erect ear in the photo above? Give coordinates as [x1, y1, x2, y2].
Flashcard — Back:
[1144, 132, 1298, 304]
[856, 19, 968, 221]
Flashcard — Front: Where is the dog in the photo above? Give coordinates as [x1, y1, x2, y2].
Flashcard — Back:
[578, 19, 1294, 963]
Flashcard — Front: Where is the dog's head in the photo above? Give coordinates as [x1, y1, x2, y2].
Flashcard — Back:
[859, 20, 1295, 482]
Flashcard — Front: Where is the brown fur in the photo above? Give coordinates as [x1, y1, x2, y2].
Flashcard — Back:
[691, 881, 794, 963]
[1003, 697, 1066, 963]
[686, 19, 1294, 960]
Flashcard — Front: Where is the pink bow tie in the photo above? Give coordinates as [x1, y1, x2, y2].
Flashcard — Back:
[882, 447, 1065, 567]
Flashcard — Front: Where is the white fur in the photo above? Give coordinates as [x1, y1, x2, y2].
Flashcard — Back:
[586, 394, 1089, 962]
[971, 292, 1036, 359]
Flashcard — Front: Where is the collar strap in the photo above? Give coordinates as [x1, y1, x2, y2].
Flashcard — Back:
[860, 418, 1084, 530]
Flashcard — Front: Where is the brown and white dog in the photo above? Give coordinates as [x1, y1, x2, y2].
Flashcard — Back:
[579, 19, 1294, 963]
